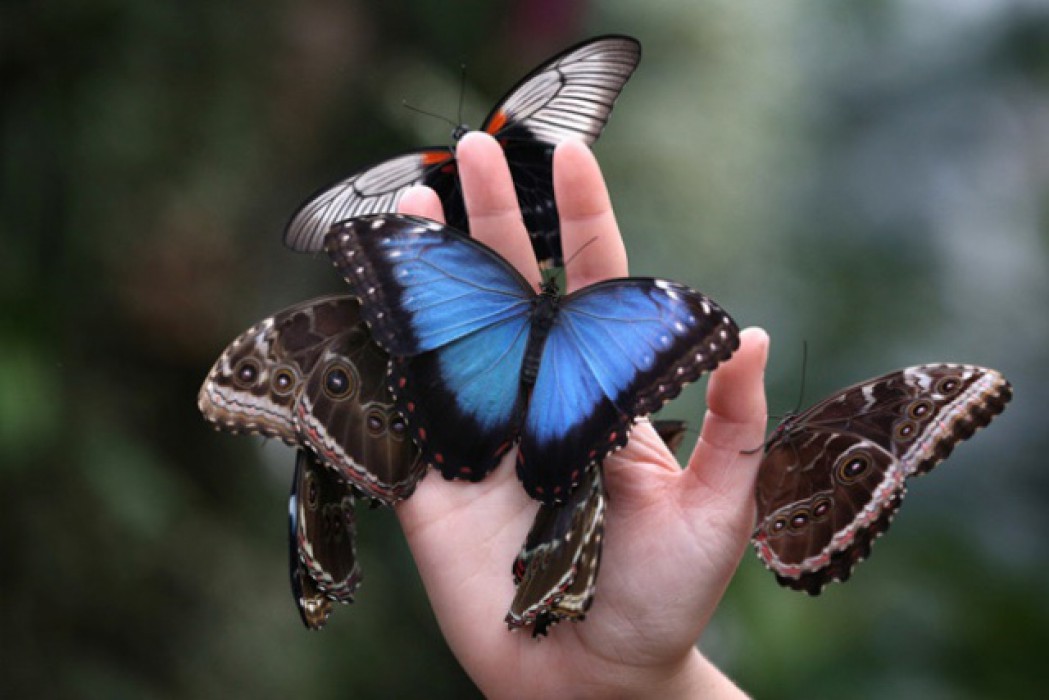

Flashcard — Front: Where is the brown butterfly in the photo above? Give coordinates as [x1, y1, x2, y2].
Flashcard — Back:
[506, 419, 687, 636]
[507, 464, 606, 636]
[198, 295, 423, 504]
[199, 296, 423, 628]
[752, 364, 1011, 594]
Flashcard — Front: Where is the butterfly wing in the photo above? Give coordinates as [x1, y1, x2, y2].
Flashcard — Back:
[482, 35, 641, 267]
[199, 295, 423, 503]
[293, 448, 362, 604]
[482, 35, 641, 146]
[753, 364, 1012, 594]
[753, 428, 907, 594]
[796, 364, 1013, 478]
[198, 295, 364, 442]
[289, 451, 358, 633]
[284, 148, 461, 253]
[518, 279, 739, 502]
[506, 465, 606, 637]
[295, 326, 424, 504]
[325, 214, 534, 482]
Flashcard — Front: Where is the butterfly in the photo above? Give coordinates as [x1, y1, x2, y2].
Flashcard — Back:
[506, 420, 684, 636]
[751, 364, 1012, 595]
[324, 214, 740, 504]
[289, 448, 361, 630]
[283, 35, 642, 269]
[198, 295, 423, 504]
[507, 464, 606, 636]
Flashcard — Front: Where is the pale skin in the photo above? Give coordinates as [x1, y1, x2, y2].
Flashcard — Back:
[395, 132, 769, 699]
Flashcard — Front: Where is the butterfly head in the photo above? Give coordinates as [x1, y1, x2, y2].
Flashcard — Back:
[773, 412, 801, 436]
[452, 123, 470, 141]
[539, 276, 562, 298]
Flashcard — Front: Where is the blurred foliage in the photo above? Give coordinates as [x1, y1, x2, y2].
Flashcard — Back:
[2, 0, 1047, 698]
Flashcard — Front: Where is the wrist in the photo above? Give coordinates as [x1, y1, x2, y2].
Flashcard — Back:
[617, 649, 749, 700]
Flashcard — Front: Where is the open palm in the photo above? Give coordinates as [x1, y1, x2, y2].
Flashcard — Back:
[394, 132, 767, 698]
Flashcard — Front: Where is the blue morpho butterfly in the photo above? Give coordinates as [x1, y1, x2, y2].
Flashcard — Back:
[323, 214, 741, 503]
[283, 35, 642, 270]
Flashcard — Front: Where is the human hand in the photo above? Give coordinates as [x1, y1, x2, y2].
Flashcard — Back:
[395, 131, 767, 699]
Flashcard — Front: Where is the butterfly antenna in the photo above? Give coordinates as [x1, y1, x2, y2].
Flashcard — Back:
[549, 236, 601, 290]
[794, 340, 809, 414]
[741, 345, 808, 456]
[401, 100, 460, 132]
[457, 63, 467, 128]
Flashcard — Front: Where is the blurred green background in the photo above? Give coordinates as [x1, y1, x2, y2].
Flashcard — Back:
[3, 0, 1047, 697]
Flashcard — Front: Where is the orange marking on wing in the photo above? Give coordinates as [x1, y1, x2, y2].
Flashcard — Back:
[420, 150, 452, 166]
[485, 110, 508, 135]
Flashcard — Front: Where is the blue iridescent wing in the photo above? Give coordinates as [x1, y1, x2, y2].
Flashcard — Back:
[325, 214, 535, 355]
[324, 214, 534, 482]
[518, 279, 739, 501]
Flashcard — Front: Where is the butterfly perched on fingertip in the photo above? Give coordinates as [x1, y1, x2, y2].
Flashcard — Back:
[751, 364, 1011, 595]
[324, 213, 740, 504]
[284, 35, 642, 269]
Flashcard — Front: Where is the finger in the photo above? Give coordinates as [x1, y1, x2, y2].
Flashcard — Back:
[398, 185, 446, 223]
[553, 139, 628, 292]
[455, 131, 541, 288]
[683, 327, 770, 501]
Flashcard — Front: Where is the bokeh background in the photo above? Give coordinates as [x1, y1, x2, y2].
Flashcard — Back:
[3, 0, 1047, 697]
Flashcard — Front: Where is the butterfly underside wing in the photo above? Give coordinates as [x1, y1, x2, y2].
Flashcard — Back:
[198, 295, 424, 504]
[290, 449, 361, 629]
[283, 35, 642, 269]
[752, 364, 1012, 594]
[507, 465, 606, 637]
[505, 420, 688, 636]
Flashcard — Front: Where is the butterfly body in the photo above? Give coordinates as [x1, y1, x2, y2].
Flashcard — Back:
[285, 35, 642, 269]
[752, 364, 1011, 594]
[325, 214, 740, 503]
